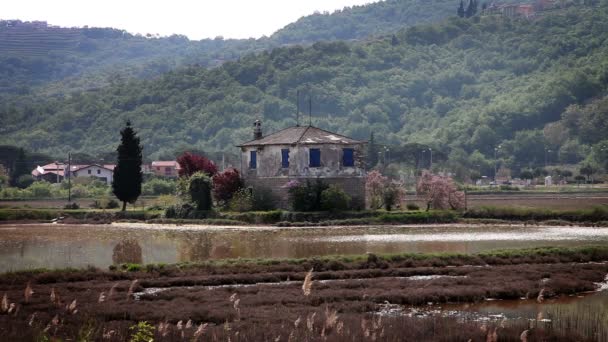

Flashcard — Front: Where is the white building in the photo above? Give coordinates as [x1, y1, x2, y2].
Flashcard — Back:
[68, 164, 115, 185]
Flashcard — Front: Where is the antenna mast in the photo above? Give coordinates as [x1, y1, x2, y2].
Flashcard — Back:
[308, 93, 312, 126]
[296, 90, 300, 127]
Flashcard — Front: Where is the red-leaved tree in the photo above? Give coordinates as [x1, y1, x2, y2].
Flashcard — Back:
[416, 171, 465, 211]
[212, 168, 243, 204]
[177, 152, 218, 178]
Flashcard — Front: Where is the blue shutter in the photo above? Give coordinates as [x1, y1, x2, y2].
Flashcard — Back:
[343, 148, 354, 167]
[309, 149, 321, 167]
[281, 149, 290, 168]
[249, 151, 257, 169]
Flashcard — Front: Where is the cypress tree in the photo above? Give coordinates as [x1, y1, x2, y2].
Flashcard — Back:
[112, 120, 143, 211]
[465, 0, 474, 18]
[10, 148, 29, 187]
[368, 132, 378, 169]
[457, 0, 465, 17]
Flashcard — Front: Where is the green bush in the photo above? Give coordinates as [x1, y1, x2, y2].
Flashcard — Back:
[188, 172, 212, 210]
[288, 179, 329, 212]
[464, 206, 608, 222]
[252, 186, 277, 211]
[406, 203, 420, 210]
[15, 175, 34, 189]
[142, 178, 175, 196]
[229, 188, 253, 212]
[64, 203, 80, 210]
[320, 185, 351, 211]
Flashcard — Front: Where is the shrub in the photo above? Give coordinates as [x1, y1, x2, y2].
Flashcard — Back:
[188, 172, 212, 210]
[107, 199, 120, 209]
[229, 188, 253, 212]
[320, 185, 351, 211]
[406, 203, 420, 211]
[129, 321, 154, 342]
[212, 168, 243, 204]
[64, 203, 80, 210]
[15, 175, 34, 189]
[142, 178, 175, 196]
[383, 184, 403, 211]
[288, 179, 329, 211]
[252, 186, 278, 211]
[27, 181, 53, 198]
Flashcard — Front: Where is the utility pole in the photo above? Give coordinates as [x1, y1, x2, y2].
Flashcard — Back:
[67, 152, 72, 203]
[494, 145, 501, 183]
[429, 148, 433, 170]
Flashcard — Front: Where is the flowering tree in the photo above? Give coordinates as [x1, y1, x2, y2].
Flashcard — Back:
[212, 168, 243, 204]
[365, 170, 405, 210]
[416, 171, 465, 211]
[366, 171, 388, 209]
[177, 152, 218, 178]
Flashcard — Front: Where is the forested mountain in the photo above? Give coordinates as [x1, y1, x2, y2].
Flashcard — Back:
[272, 0, 515, 44]
[0, 0, 510, 97]
[1, 4, 607, 177]
[0, 20, 268, 95]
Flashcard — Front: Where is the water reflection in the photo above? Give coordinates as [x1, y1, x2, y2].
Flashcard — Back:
[112, 239, 143, 265]
[438, 291, 608, 341]
[0, 223, 608, 272]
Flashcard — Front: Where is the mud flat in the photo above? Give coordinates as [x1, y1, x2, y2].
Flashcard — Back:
[0, 246, 607, 341]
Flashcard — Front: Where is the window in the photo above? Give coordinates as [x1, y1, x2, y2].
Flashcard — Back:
[281, 149, 289, 168]
[249, 150, 257, 169]
[87, 169, 91, 174]
[97, 169, 101, 174]
[309, 149, 321, 167]
[343, 148, 354, 167]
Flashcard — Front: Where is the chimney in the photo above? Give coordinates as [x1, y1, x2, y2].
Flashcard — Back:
[253, 120, 262, 140]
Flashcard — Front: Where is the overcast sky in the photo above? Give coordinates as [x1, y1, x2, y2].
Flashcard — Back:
[2, 0, 380, 40]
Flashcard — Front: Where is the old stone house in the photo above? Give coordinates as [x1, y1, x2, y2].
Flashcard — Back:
[237, 121, 367, 208]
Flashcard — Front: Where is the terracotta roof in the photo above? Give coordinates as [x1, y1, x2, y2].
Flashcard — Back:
[238, 125, 365, 147]
[32, 163, 66, 177]
[152, 161, 179, 167]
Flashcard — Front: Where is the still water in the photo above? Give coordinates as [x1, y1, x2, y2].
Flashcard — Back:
[1, 223, 608, 272]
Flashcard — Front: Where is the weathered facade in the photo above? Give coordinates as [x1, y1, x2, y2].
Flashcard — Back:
[237, 121, 366, 208]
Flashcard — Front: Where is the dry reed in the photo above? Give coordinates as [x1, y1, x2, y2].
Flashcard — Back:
[127, 279, 138, 300]
[24, 282, 34, 303]
[1, 293, 8, 312]
[537, 288, 545, 303]
[302, 268, 313, 296]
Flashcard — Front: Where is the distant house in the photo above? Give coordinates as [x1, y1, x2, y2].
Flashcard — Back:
[151, 161, 181, 177]
[482, 1, 543, 17]
[68, 164, 115, 185]
[31, 162, 66, 183]
[237, 120, 367, 208]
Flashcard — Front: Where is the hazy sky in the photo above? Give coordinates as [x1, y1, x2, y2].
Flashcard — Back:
[2, 0, 380, 40]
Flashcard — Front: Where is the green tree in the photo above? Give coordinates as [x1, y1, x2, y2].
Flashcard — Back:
[367, 132, 379, 170]
[112, 121, 143, 211]
[189, 172, 212, 211]
[457, 0, 465, 17]
[10, 148, 29, 187]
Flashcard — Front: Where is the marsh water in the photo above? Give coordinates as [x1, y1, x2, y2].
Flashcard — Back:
[1, 222, 608, 340]
[1, 222, 608, 272]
